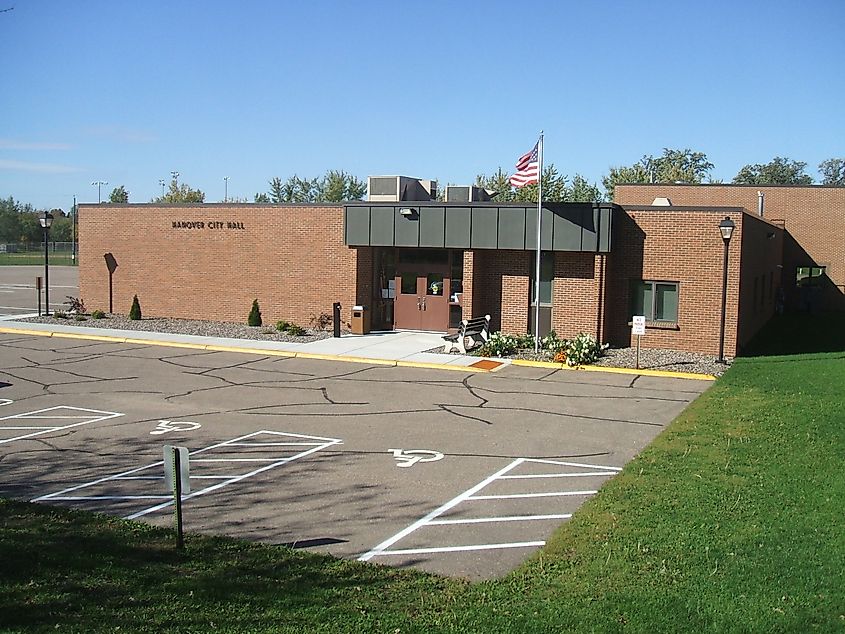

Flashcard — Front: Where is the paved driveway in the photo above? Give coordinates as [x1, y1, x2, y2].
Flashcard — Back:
[0, 331, 711, 580]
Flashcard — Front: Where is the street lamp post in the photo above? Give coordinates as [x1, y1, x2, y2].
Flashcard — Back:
[92, 180, 108, 203]
[717, 216, 736, 364]
[39, 211, 54, 316]
[223, 176, 229, 202]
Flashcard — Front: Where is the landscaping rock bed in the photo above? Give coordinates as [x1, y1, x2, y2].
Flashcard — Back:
[20, 314, 334, 344]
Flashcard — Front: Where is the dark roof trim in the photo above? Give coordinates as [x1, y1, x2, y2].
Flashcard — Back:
[616, 182, 845, 190]
[622, 205, 745, 212]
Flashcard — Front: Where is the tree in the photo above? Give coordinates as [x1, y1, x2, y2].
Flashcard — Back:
[732, 157, 814, 185]
[568, 174, 604, 202]
[819, 158, 845, 186]
[253, 192, 271, 203]
[152, 177, 205, 203]
[109, 186, 129, 203]
[320, 170, 367, 202]
[476, 164, 572, 202]
[603, 148, 714, 200]
[265, 171, 366, 203]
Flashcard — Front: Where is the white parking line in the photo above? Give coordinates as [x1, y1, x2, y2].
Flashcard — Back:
[359, 458, 621, 562]
[427, 514, 572, 525]
[0, 406, 123, 445]
[32, 430, 342, 521]
[468, 490, 598, 500]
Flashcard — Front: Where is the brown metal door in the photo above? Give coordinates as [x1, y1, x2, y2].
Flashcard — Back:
[393, 270, 449, 331]
[394, 271, 424, 330]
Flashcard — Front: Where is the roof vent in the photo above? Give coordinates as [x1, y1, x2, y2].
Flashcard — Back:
[445, 186, 495, 203]
[367, 176, 437, 202]
[652, 197, 672, 206]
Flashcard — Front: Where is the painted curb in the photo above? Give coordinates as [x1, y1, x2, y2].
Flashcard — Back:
[510, 358, 716, 381]
[0, 325, 714, 380]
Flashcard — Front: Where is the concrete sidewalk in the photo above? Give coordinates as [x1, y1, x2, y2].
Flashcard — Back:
[0, 319, 508, 373]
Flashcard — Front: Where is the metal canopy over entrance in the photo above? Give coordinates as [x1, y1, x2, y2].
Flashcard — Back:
[344, 202, 615, 252]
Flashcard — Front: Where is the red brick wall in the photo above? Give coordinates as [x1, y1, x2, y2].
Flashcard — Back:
[551, 253, 605, 339]
[469, 250, 530, 333]
[616, 184, 845, 311]
[605, 208, 745, 356]
[78, 204, 360, 328]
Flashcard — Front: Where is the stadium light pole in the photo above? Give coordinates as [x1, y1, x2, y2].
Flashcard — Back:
[159, 179, 166, 197]
[717, 216, 736, 364]
[39, 211, 54, 316]
[223, 176, 229, 202]
[92, 180, 108, 203]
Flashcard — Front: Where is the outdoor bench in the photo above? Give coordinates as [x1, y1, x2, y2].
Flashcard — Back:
[442, 314, 491, 354]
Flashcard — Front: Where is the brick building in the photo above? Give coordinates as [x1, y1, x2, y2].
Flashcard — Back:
[77, 183, 843, 358]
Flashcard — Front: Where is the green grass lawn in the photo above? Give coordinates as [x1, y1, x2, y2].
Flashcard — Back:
[0, 253, 77, 266]
[2, 316, 844, 632]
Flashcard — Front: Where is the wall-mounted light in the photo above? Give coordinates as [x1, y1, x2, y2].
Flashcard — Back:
[399, 207, 418, 219]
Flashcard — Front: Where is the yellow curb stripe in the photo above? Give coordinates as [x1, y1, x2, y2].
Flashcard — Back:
[51, 332, 128, 343]
[123, 338, 209, 350]
[578, 364, 716, 381]
[0, 327, 54, 337]
[511, 359, 566, 369]
[292, 352, 394, 366]
[510, 357, 716, 381]
[396, 360, 484, 372]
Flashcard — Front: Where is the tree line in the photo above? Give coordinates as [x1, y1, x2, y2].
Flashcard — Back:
[2, 154, 843, 241]
[0, 197, 75, 244]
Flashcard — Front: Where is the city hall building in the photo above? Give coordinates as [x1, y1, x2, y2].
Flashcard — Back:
[77, 180, 844, 358]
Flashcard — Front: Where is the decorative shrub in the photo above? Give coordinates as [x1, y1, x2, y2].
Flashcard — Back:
[276, 320, 306, 336]
[91, 310, 106, 319]
[285, 324, 306, 336]
[64, 296, 86, 314]
[310, 312, 332, 331]
[541, 330, 567, 354]
[53, 310, 68, 319]
[248, 299, 262, 327]
[74, 314, 87, 321]
[563, 332, 608, 367]
[129, 295, 141, 320]
[553, 350, 568, 364]
[479, 332, 521, 357]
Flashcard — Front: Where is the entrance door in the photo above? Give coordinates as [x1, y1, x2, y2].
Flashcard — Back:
[394, 252, 450, 331]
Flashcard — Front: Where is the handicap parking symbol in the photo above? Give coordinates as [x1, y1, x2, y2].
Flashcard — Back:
[390, 448, 444, 468]
[150, 420, 202, 436]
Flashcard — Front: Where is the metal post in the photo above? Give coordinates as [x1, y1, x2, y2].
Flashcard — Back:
[533, 131, 544, 353]
[36, 276, 42, 316]
[173, 448, 184, 550]
[333, 302, 341, 338]
[717, 238, 730, 363]
[43, 226, 50, 316]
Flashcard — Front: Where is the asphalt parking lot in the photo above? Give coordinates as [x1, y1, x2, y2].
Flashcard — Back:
[0, 331, 711, 580]
[0, 265, 79, 317]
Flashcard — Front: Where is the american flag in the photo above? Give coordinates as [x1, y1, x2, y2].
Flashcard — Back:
[509, 141, 540, 188]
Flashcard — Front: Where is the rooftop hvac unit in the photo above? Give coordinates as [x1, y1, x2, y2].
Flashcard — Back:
[368, 176, 437, 202]
[445, 186, 495, 203]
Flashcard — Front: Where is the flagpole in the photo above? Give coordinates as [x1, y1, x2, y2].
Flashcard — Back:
[533, 131, 544, 353]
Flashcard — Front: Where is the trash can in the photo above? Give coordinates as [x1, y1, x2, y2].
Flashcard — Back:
[350, 305, 370, 335]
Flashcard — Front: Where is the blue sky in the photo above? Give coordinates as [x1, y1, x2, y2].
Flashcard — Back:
[2, 0, 843, 210]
